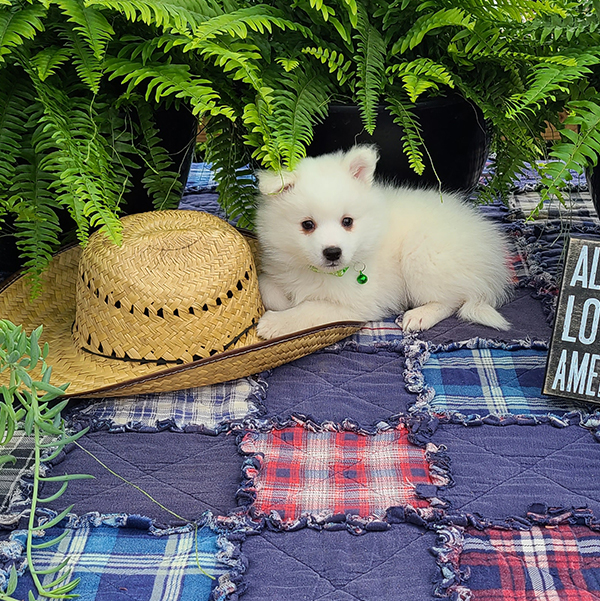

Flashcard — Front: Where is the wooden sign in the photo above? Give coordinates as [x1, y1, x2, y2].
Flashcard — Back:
[544, 236, 600, 403]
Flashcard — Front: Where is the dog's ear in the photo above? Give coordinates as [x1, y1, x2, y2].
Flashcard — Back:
[344, 145, 379, 185]
[257, 169, 297, 196]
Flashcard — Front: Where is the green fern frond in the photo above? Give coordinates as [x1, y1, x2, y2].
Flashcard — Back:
[393, 7, 473, 55]
[271, 68, 332, 170]
[194, 40, 264, 91]
[186, 6, 313, 43]
[276, 57, 299, 72]
[30, 46, 72, 81]
[302, 46, 353, 85]
[86, 0, 220, 33]
[58, 24, 103, 92]
[306, 0, 335, 22]
[135, 102, 184, 210]
[105, 57, 233, 117]
[539, 99, 600, 203]
[387, 58, 454, 103]
[10, 154, 62, 296]
[0, 3, 46, 63]
[450, 21, 509, 60]
[506, 53, 600, 118]
[354, 9, 386, 134]
[386, 97, 426, 175]
[202, 113, 257, 228]
[54, 0, 114, 60]
[340, 0, 358, 18]
[31, 79, 124, 245]
[242, 97, 281, 171]
[0, 69, 33, 192]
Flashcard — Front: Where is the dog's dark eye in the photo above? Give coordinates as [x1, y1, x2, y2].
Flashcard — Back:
[342, 217, 354, 229]
[301, 219, 316, 232]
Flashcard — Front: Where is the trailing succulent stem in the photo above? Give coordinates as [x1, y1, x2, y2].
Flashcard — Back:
[0, 319, 216, 599]
[0, 320, 91, 600]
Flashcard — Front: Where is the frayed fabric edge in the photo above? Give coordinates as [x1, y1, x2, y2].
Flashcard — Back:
[232, 412, 453, 535]
[431, 504, 600, 600]
[402, 333, 600, 432]
[0, 510, 247, 601]
[65, 375, 268, 435]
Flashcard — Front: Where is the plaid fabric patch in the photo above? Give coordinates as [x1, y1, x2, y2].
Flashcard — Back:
[423, 348, 589, 416]
[239, 424, 434, 521]
[508, 190, 598, 225]
[14, 523, 230, 601]
[74, 378, 263, 432]
[336, 319, 405, 350]
[460, 525, 600, 601]
[184, 161, 217, 192]
[0, 431, 54, 512]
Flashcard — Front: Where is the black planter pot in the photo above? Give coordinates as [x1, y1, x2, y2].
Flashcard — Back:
[121, 103, 197, 214]
[587, 164, 600, 220]
[308, 93, 489, 194]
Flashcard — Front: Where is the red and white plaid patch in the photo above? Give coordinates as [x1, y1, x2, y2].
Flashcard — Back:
[239, 424, 434, 521]
[460, 525, 600, 601]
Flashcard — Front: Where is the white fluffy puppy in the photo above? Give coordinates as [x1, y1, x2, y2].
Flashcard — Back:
[255, 145, 512, 340]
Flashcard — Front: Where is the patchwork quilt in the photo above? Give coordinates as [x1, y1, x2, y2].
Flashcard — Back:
[2, 168, 600, 601]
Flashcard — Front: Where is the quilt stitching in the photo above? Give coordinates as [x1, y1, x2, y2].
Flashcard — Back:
[48, 435, 237, 519]
[436, 425, 600, 513]
[258, 353, 412, 426]
[248, 535, 363, 600]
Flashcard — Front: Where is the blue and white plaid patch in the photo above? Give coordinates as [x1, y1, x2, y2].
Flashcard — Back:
[184, 162, 217, 192]
[73, 377, 265, 432]
[332, 319, 405, 352]
[12, 519, 237, 601]
[422, 348, 590, 416]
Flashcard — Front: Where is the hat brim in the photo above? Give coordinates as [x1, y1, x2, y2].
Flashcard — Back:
[0, 244, 362, 398]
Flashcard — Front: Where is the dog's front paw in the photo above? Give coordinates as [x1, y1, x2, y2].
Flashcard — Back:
[401, 304, 451, 332]
[257, 310, 294, 340]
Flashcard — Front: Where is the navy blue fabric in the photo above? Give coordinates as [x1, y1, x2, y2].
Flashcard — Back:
[260, 349, 414, 425]
[432, 423, 600, 520]
[240, 525, 436, 601]
[42, 432, 243, 526]
[420, 287, 553, 346]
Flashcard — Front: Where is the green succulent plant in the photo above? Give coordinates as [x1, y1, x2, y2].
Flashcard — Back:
[0, 319, 91, 600]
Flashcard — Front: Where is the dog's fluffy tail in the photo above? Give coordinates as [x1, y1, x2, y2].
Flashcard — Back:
[458, 300, 510, 330]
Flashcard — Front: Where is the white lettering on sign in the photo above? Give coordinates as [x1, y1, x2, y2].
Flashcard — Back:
[569, 244, 600, 289]
[551, 349, 600, 396]
[580, 298, 600, 344]
[561, 295, 577, 342]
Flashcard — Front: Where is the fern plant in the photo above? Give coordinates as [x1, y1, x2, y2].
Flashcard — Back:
[2, 0, 600, 286]
[221, 0, 600, 208]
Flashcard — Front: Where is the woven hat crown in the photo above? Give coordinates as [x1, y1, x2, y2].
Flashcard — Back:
[72, 211, 264, 365]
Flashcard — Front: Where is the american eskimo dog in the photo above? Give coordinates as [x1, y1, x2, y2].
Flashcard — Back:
[255, 145, 512, 339]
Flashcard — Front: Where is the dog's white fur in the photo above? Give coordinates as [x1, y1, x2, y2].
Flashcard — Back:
[255, 145, 512, 339]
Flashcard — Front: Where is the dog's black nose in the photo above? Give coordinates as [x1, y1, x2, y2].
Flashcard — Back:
[323, 246, 342, 262]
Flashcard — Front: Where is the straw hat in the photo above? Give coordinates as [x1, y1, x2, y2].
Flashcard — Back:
[0, 211, 361, 398]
